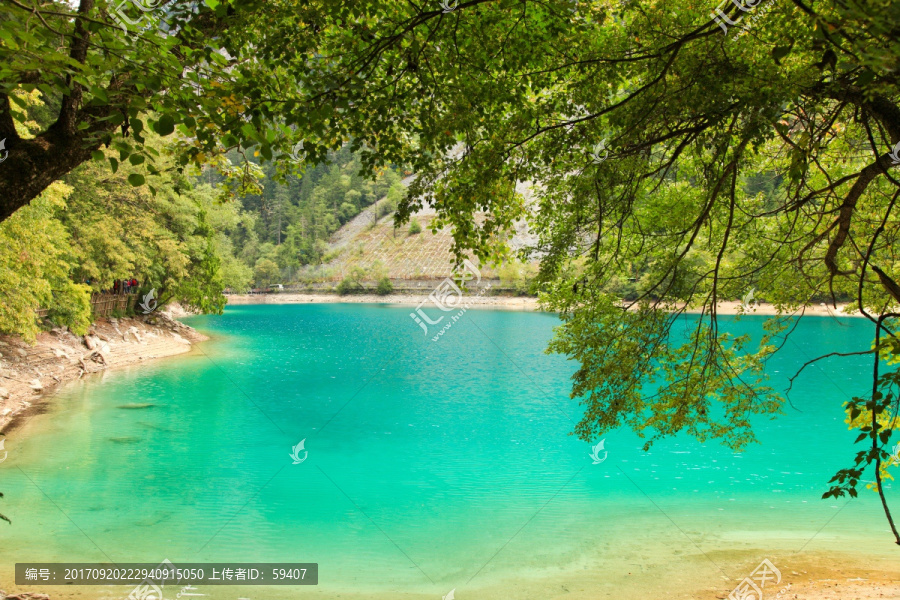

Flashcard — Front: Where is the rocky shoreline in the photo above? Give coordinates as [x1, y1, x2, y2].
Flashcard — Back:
[0, 313, 206, 434]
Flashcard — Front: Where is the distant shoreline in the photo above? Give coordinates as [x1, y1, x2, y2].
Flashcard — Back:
[225, 292, 541, 311]
[224, 293, 861, 317]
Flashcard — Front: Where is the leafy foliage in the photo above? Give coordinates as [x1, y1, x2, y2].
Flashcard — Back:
[265, 0, 900, 536]
[376, 277, 394, 295]
[4, 0, 900, 539]
[0, 87, 240, 336]
[336, 266, 367, 295]
[0, 182, 90, 340]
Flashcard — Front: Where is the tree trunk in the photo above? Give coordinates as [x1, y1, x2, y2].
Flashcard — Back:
[0, 131, 100, 221]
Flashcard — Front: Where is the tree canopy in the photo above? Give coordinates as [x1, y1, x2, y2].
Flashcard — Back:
[286, 0, 900, 541]
[2, 0, 900, 540]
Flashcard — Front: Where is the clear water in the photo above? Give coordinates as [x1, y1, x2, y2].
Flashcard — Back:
[0, 305, 896, 599]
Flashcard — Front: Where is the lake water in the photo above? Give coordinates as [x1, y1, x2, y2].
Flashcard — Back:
[0, 305, 897, 599]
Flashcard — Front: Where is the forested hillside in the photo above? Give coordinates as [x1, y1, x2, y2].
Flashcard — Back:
[216, 145, 408, 289]
[0, 91, 407, 339]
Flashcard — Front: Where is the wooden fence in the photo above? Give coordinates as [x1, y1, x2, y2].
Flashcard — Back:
[34, 293, 135, 321]
[90, 293, 134, 317]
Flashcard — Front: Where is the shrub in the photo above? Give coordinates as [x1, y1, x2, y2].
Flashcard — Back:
[376, 277, 393, 295]
[336, 278, 355, 295]
[498, 260, 539, 296]
[253, 258, 281, 288]
[408, 218, 422, 235]
[336, 266, 367, 295]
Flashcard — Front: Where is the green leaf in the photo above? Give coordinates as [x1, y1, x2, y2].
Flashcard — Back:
[92, 150, 105, 162]
[7, 93, 28, 109]
[129, 154, 145, 165]
[772, 46, 791, 63]
[857, 70, 876, 86]
[127, 173, 145, 187]
[156, 114, 176, 136]
[91, 87, 109, 104]
[109, 157, 119, 174]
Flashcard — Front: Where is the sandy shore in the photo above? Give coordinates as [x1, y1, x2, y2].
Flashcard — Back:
[1, 552, 896, 600]
[693, 300, 860, 318]
[0, 312, 207, 433]
[225, 293, 861, 318]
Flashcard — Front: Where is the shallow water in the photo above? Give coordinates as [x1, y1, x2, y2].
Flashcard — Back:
[0, 305, 896, 599]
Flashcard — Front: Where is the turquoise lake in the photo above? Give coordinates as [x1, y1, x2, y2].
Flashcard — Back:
[0, 304, 897, 599]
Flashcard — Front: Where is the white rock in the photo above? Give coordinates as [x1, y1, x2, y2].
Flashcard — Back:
[0, 387, 9, 399]
[30, 379, 43, 391]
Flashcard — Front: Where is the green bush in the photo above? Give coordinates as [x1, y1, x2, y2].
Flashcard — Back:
[376, 277, 393, 295]
[336, 278, 359, 295]
[498, 260, 539, 296]
[336, 266, 367, 295]
[408, 219, 422, 235]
